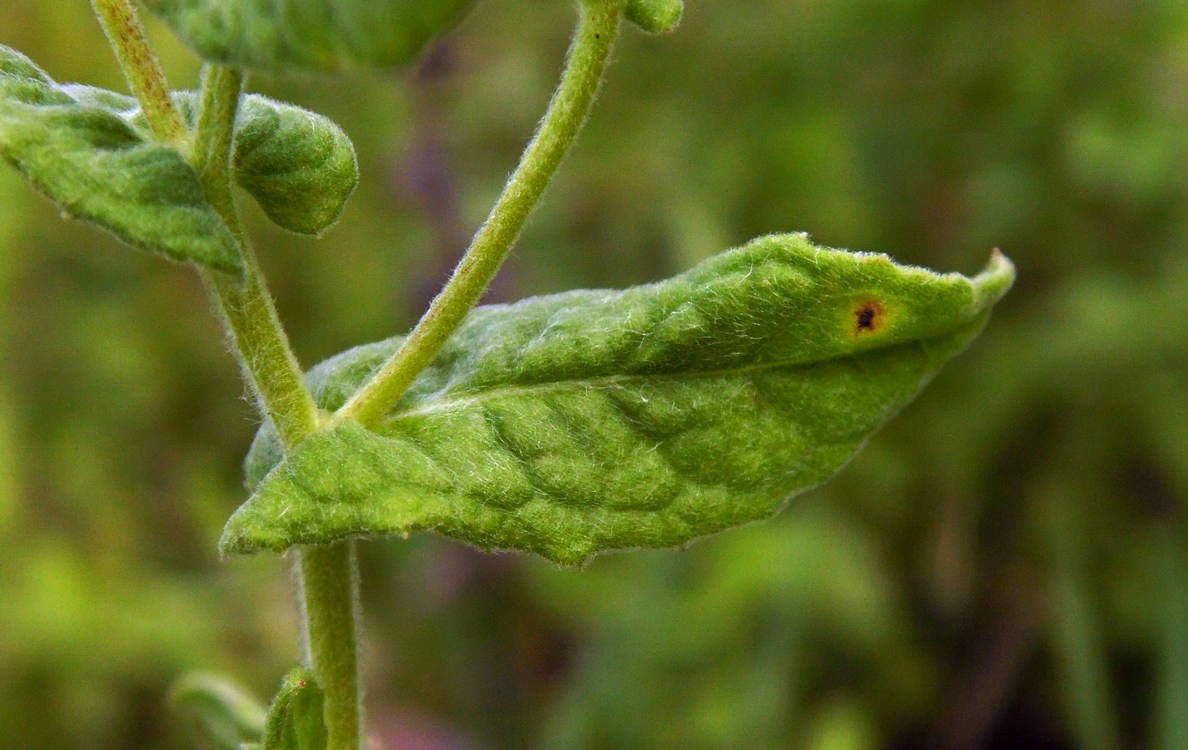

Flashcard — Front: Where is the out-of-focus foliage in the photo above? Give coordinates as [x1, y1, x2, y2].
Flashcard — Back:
[170, 673, 267, 750]
[143, 0, 476, 73]
[0, 1, 1184, 749]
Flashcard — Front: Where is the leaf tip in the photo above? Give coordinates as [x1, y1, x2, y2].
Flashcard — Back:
[971, 248, 1016, 309]
[217, 519, 264, 558]
[231, 95, 360, 236]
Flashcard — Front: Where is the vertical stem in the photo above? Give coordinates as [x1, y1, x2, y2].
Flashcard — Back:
[299, 543, 362, 750]
[92, 5, 358, 745]
[192, 65, 244, 229]
[90, 0, 318, 451]
[1046, 478, 1121, 750]
[1155, 532, 1188, 750]
[335, 0, 626, 427]
[191, 66, 359, 747]
[90, 0, 189, 147]
[191, 65, 321, 453]
[203, 267, 322, 452]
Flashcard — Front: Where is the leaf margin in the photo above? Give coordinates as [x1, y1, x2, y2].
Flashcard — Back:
[224, 235, 1014, 565]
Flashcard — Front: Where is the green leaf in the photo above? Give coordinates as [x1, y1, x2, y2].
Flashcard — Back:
[225, 234, 1014, 566]
[146, 92, 359, 236]
[0, 45, 244, 274]
[170, 673, 267, 750]
[626, 0, 684, 34]
[0, 44, 355, 263]
[263, 668, 327, 750]
[228, 94, 358, 236]
[143, 0, 476, 73]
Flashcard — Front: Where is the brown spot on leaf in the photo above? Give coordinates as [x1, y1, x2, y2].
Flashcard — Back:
[854, 300, 884, 334]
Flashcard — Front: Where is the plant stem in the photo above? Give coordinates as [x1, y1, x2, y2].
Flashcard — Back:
[91, 10, 352, 742]
[191, 66, 321, 453]
[1155, 532, 1188, 750]
[90, 0, 189, 147]
[335, 0, 627, 427]
[299, 543, 362, 750]
[91, 0, 316, 472]
[192, 65, 243, 230]
[203, 266, 322, 452]
[91, 0, 314, 448]
[191, 66, 362, 749]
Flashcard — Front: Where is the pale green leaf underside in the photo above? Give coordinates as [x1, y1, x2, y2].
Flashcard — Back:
[0, 45, 241, 273]
[144, 0, 475, 73]
[226, 234, 1014, 565]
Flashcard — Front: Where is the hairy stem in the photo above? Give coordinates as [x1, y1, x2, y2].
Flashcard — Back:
[299, 543, 363, 750]
[192, 66, 321, 453]
[192, 66, 361, 748]
[192, 65, 242, 229]
[203, 267, 322, 452]
[90, 0, 189, 147]
[335, 0, 626, 427]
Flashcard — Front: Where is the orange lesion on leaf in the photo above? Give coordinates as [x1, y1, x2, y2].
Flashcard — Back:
[853, 300, 885, 335]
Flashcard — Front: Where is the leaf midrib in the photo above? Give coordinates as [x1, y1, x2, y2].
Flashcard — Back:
[376, 333, 945, 426]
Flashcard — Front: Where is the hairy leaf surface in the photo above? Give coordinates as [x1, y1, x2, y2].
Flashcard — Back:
[144, 0, 475, 73]
[159, 92, 359, 236]
[263, 669, 326, 750]
[226, 234, 1014, 565]
[0, 45, 356, 268]
[0, 45, 242, 273]
[224, 95, 357, 236]
[626, 0, 684, 34]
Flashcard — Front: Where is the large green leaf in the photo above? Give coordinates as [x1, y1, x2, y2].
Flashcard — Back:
[143, 0, 476, 73]
[224, 234, 1014, 565]
[0, 45, 242, 274]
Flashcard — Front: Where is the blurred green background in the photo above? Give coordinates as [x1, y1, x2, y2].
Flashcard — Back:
[1, 1, 1186, 748]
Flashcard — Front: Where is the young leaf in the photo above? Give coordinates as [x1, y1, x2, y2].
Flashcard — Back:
[626, 0, 684, 34]
[170, 673, 267, 750]
[227, 94, 358, 236]
[224, 234, 1014, 566]
[143, 0, 475, 73]
[263, 668, 327, 750]
[0, 45, 243, 274]
[148, 92, 359, 236]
